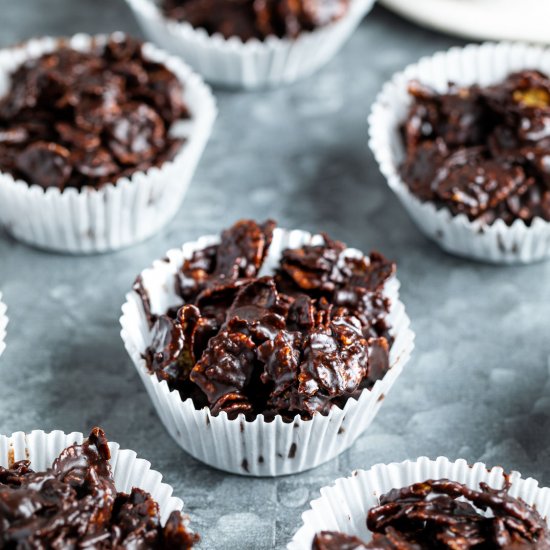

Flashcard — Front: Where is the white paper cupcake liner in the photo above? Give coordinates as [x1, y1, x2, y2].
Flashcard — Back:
[0, 33, 217, 254]
[369, 42, 550, 264]
[125, 0, 375, 89]
[120, 227, 415, 477]
[0, 429, 184, 525]
[289, 456, 550, 549]
[0, 292, 7, 358]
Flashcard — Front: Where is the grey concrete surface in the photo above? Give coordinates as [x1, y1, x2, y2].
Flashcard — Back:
[1, 2, 550, 549]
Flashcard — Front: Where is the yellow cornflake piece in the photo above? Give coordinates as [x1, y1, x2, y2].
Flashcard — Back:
[513, 88, 550, 108]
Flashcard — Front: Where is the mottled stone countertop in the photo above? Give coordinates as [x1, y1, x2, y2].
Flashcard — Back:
[1, 2, 550, 549]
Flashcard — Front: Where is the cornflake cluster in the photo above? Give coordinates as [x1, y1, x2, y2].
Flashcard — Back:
[0, 428, 198, 549]
[141, 219, 395, 421]
[160, 0, 350, 41]
[0, 35, 188, 190]
[401, 70, 550, 225]
[313, 478, 550, 549]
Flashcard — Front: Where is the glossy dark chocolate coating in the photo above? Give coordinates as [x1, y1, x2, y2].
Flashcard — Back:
[400, 71, 550, 224]
[0, 428, 199, 548]
[143, 220, 396, 421]
[0, 35, 188, 190]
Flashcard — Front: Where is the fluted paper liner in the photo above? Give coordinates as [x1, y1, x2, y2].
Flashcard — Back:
[0, 429, 184, 525]
[125, 0, 375, 89]
[289, 456, 550, 549]
[0, 292, 7, 358]
[120, 228, 415, 477]
[0, 34, 216, 254]
[369, 42, 550, 264]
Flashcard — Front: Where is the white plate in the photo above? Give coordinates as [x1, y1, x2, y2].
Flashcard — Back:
[380, 0, 550, 44]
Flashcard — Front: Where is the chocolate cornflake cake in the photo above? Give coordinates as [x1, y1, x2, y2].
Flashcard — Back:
[400, 70, 550, 225]
[0, 427, 198, 549]
[160, 0, 350, 41]
[0, 34, 189, 191]
[141, 219, 395, 421]
[312, 478, 550, 549]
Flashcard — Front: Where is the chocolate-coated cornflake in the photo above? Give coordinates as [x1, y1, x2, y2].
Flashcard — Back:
[400, 70, 550, 224]
[312, 478, 550, 549]
[160, 0, 350, 41]
[0, 35, 189, 190]
[0, 427, 198, 549]
[143, 220, 396, 421]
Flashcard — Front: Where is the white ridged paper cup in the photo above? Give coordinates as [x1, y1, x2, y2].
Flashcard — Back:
[120, 228, 415, 477]
[289, 456, 550, 549]
[369, 42, 550, 264]
[0, 34, 217, 254]
[0, 292, 6, 358]
[0, 429, 184, 525]
[125, 0, 375, 89]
